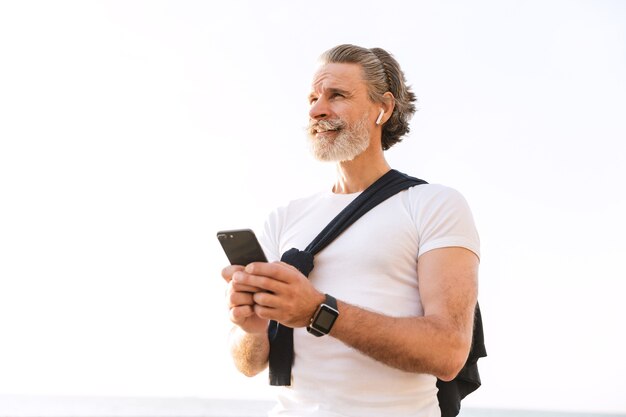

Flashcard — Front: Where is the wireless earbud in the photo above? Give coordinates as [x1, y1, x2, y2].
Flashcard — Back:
[375, 109, 385, 125]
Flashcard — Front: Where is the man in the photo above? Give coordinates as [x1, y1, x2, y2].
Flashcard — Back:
[222, 44, 480, 417]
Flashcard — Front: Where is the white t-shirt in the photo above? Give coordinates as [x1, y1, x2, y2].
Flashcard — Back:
[259, 183, 480, 417]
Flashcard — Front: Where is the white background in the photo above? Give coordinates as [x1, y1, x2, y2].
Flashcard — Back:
[1, 0, 625, 414]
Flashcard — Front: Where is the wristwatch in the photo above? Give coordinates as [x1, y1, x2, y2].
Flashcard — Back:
[307, 294, 339, 337]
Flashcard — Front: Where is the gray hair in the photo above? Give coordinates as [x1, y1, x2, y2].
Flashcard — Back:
[319, 44, 417, 150]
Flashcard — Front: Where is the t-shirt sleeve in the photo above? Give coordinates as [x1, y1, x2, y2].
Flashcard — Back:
[414, 185, 480, 259]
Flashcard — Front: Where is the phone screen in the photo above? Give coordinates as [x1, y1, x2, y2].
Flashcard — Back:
[217, 229, 268, 266]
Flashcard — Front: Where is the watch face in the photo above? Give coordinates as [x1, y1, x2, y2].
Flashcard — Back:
[314, 305, 338, 333]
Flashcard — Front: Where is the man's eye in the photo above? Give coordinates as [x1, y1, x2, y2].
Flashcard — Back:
[309, 98, 318, 104]
[331, 93, 343, 99]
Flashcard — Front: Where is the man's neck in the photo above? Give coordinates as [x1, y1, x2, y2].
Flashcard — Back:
[332, 150, 391, 194]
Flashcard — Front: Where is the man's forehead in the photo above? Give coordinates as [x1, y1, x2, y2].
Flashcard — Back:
[310, 63, 365, 93]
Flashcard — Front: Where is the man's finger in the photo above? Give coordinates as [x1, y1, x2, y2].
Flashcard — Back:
[233, 271, 284, 293]
[221, 265, 245, 283]
[244, 262, 301, 283]
[228, 291, 255, 309]
[230, 305, 254, 323]
[253, 304, 278, 321]
[252, 291, 280, 308]
[231, 282, 264, 293]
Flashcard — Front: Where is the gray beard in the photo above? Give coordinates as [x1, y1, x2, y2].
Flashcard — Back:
[308, 114, 370, 162]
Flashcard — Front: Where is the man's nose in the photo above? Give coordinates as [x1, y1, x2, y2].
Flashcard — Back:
[309, 97, 330, 120]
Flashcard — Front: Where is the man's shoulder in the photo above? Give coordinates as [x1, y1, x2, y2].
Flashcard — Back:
[264, 190, 329, 225]
[400, 182, 475, 224]
[266, 188, 363, 233]
[405, 182, 467, 203]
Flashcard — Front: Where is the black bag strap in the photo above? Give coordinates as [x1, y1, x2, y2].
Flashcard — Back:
[437, 303, 487, 417]
[267, 169, 485, 417]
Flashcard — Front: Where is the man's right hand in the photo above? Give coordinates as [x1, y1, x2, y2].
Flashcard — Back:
[222, 265, 269, 335]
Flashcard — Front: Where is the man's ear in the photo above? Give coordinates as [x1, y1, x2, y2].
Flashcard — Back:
[377, 92, 396, 125]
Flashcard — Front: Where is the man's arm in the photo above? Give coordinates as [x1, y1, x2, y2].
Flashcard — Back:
[331, 247, 478, 381]
[227, 326, 269, 377]
[222, 265, 270, 377]
[235, 246, 478, 381]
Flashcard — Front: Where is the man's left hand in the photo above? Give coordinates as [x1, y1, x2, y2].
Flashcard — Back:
[232, 262, 325, 328]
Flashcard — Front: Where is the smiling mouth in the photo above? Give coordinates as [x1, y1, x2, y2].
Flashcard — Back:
[309, 118, 345, 136]
[315, 127, 340, 134]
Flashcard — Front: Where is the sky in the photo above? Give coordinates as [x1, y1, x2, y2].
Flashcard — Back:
[0, 0, 625, 414]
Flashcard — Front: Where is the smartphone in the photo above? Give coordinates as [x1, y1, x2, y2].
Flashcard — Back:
[217, 229, 268, 266]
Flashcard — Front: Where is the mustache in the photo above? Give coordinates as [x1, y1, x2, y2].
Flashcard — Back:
[308, 118, 347, 135]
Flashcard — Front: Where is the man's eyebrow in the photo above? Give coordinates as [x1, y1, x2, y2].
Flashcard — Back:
[327, 87, 351, 96]
[308, 87, 351, 100]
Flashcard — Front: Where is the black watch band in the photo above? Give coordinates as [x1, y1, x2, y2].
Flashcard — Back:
[307, 294, 339, 337]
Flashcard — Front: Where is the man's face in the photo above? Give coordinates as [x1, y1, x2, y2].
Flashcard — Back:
[307, 63, 378, 162]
